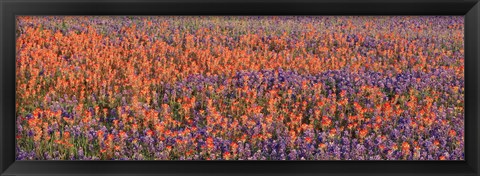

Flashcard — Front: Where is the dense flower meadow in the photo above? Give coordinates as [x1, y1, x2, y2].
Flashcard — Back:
[15, 16, 464, 160]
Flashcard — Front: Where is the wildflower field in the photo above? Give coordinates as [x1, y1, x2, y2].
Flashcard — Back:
[15, 16, 464, 160]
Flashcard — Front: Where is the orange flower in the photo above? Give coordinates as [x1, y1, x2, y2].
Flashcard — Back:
[97, 130, 104, 141]
[119, 130, 127, 139]
[392, 144, 398, 151]
[146, 130, 153, 137]
[449, 130, 457, 137]
[132, 123, 138, 132]
[321, 116, 332, 127]
[379, 144, 385, 151]
[401, 142, 410, 153]
[329, 128, 337, 137]
[318, 143, 327, 150]
[305, 137, 312, 143]
[223, 152, 231, 160]
[358, 129, 368, 139]
[107, 134, 114, 141]
[63, 131, 71, 139]
[347, 123, 354, 130]
[206, 137, 214, 149]
[230, 142, 239, 152]
[348, 115, 357, 122]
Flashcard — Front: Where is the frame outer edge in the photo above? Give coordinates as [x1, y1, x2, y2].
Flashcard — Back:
[0, 0, 4, 174]
[473, 2, 480, 174]
[473, 3, 480, 174]
[477, 2, 480, 174]
[1, 1, 15, 175]
[466, 1, 480, 175]
[1, 0, 479, 176]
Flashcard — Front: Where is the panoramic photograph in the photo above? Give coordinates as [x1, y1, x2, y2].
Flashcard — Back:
[15, 16, 464, 160]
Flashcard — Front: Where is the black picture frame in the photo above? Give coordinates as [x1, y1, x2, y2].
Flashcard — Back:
[1, 0, 479, 176]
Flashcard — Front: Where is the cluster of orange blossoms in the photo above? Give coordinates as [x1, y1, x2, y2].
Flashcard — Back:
[16, 16, 463, 160]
